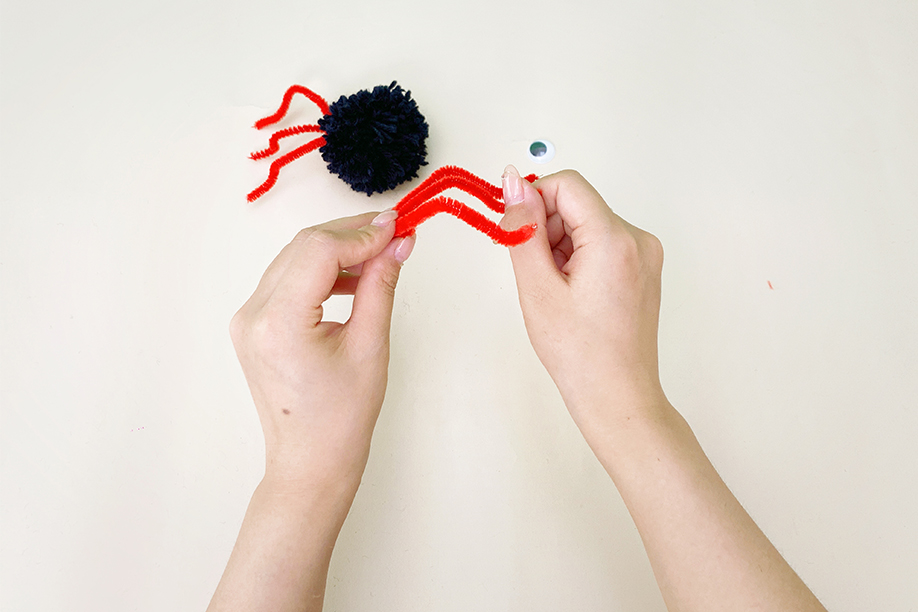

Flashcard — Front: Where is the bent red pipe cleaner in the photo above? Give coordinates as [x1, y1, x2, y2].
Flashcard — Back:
[249, 83, 538, 246]
[392, 166, 538, 246]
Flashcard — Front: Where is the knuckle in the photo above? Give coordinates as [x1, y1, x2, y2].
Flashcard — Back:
[371, 262, 401, 300]
[606, 229, 665, 283]
[248, 308, 287, 353]
[381, 268, 400, 296]
[229, 307, 247, 345]
[355, 226, 380, 249]
[611, 230, 641, 264]
[302, 228, 336, 252]
[642, 231, 664, 267]
[229, 305, 286, 359]
[555, 169, 593, 194]
[292, 226, 316, 244]
[556, 168, 585, 182]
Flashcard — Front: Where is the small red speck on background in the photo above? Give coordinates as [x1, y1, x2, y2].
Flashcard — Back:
[767, 281, 774, 290]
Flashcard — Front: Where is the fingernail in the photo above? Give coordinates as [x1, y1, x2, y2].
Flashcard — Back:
[394, 235, 415, 264]
[371, 210, 398, 227]
[502, 164, 524, 206]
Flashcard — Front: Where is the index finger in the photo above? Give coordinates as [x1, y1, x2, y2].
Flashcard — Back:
[268, 212, 397, 322]
[249, 212, 380, 307]
[533, 170, 616, 237]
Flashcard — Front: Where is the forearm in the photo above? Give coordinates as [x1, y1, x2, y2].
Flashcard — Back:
[581, 398, 826, 612]
[207, 475, 359, 612]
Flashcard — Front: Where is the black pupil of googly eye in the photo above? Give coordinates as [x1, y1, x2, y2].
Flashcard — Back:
[529, 141, 548, 157]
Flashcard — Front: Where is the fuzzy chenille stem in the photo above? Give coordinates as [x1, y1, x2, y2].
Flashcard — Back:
[394, 195, 536, 246]
[254, 85, 330, 130]
[247, 136, 326, 202]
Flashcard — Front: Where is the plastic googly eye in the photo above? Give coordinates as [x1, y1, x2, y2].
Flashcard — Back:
[527, 139, 555, 164]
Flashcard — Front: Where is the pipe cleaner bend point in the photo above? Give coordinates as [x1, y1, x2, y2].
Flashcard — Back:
[249, 83, 538, 246]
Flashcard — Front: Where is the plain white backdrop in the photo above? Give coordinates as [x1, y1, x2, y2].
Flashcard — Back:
[2, 0, 916, 610]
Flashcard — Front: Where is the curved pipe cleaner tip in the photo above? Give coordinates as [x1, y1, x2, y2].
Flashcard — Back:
[254, 85, 331, 129]
[247, 136, 326, 202]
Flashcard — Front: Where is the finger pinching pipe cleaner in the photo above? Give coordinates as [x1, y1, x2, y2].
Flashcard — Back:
[248, 82, 538, 246]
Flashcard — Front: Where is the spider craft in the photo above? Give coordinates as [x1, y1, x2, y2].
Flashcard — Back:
[249, 82, 539, 246]
[249, 81, 429, 200]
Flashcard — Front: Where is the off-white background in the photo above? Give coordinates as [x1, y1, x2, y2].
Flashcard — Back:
[2, 1, 916, 610]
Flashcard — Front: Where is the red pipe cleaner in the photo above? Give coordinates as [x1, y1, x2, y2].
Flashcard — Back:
[395, 196, 536, 246]
[248, 85, 332, 202]
[395, 165, 539, 216]
[396, 165, 505, 214]
[254, 85, 330, 129]
[392, 166, 538, 246]
[247, 136, 326, 202]
[250, 124, 324, 160]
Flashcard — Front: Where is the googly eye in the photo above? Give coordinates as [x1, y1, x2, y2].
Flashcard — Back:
[527, 139, 555, 164]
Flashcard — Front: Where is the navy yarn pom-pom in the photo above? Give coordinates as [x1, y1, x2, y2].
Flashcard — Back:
[318, 81, 429, 196]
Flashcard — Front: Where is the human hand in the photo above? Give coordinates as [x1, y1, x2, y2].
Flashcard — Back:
[499, 168, 829, 612]
[230, 210, 415, 491]
[499, 166, 666, 437]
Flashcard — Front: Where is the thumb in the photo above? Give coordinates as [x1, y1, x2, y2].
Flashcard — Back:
[346, 233, 415, 352]
[500, 165, 564, 301]
[271, 211, 397, 320]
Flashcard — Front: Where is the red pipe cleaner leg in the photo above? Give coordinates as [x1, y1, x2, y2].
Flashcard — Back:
[394, 166, 505, 216]
[248, 136, 326, 202]
[395, 166, 541, 218]
[254, 85, 331, 129]
[394, 196, 536, 246]
[250, 124, 325, 160]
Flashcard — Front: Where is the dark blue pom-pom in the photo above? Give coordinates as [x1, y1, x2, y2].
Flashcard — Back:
[317, 81, 429, 196]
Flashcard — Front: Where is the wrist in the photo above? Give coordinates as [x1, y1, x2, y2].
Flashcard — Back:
[556, 374, 675, 451]
[556, 368, 668, 424]
[262, 448, 367, 499]
[261, 434, 370, 508]
[572, 395, 691, 481]
[256, 466, 362, 531]
[259, 404, 378, 500]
